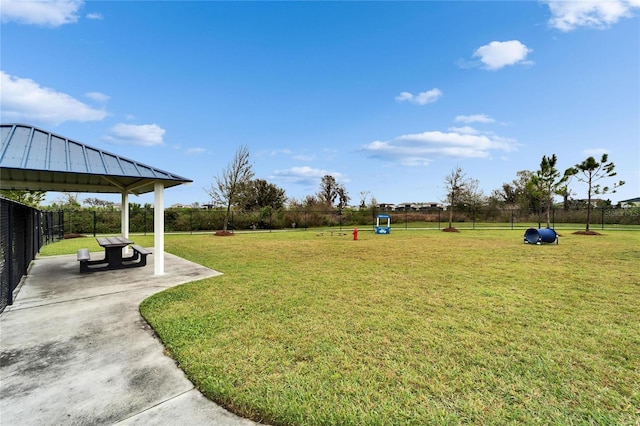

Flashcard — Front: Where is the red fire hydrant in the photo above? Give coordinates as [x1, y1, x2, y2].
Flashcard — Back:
[353, 227, 358, 241]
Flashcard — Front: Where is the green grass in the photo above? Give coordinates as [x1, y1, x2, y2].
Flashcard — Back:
[42, 230, 640, 425]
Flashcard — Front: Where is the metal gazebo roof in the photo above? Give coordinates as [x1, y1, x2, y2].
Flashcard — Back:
[0, 123, 192, 194]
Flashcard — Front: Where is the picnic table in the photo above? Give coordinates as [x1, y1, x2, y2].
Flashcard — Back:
[77, 236, 151, 273]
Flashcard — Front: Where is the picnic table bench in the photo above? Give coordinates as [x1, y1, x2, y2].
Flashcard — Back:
[78, 237, 151, 273]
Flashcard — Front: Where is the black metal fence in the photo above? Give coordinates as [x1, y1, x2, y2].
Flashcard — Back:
[0, 198, 64, 313]
[49, 206, 640, 236]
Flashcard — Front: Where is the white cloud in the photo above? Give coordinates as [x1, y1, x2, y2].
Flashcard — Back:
[447, 126, 480, 135]
[185, 148, 207, 156]
[103, 123, 165, 147]
[0, 0, 83, 27]
[86, 12, 102, 20]
[362, 128, 518, 166]
[85, 92, 110, 103]
[473, 40, 533, 70]
[271, 166, 343, 186]
[0, 70, 107, 125]
[269, 149, 292, 156]
[454, 114, 496, 124]
[395, 88, 442, 105]
[543, 0, 640, 31]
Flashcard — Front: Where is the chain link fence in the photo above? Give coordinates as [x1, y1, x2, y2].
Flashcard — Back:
[50, 206, 640, 235]
[1, 202, 637, 313]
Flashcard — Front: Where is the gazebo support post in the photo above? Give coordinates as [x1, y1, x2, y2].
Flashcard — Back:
[154, 182, 165, 275]
[121, 192, 130, 255]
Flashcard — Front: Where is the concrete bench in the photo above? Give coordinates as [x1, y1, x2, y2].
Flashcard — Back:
[78, 248, 91, 273]
[130, 245, 151, 267]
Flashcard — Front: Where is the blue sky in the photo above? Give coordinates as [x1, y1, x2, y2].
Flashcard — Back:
[1, 0, 638, 207]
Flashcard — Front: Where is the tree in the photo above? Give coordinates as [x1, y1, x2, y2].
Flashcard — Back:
[317, 175, 348, 209]
[359, 191, 371, 209]
[443, 166, 467, 229]
[236, 179, 287, 211]
[83, 197, 115, 208]
[530, 154, 570, 228]
[0, 190, 46, 208]
[303, 195, 321, 209]
[205, 145, 254, 232]
[54, 192, 81, 209]
[458, 178, 486, 209]
[335, 185, 350, 210]
[488, 170, 539, 211]
[566, 154, 625, 231]
[318, 175, 338, 206]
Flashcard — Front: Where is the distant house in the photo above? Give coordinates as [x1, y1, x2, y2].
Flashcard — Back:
[567, 198, 608, 209]
[170, 203, 189, 209]
[395, 203, 413, 211]
[620, 197, 640, 207]
[416, 202, 444, 211]
[377, 203, 396, 211]
[377, 202, 444, 211]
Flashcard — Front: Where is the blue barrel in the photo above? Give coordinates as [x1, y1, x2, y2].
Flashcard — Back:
[524, 228, 558, 244]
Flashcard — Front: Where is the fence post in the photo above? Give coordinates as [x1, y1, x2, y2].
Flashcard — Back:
[472, 208, 476, 230]
[601, 208, 605, 230]
[58, 211, 64, 240]
[538, 209, 541, 229]
[190, 210, 193, 235]
[7, 203, 14, 305]
[93, 210, 97, 237]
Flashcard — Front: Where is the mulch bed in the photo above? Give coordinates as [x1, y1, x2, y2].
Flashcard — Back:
[214, 230, 235, 236]
[442, 227, 460, 233]
[572, 230, 604, 236]
[64, 233, 87, 239]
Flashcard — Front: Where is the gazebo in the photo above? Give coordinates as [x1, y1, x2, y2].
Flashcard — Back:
[0, 123, 192, 275]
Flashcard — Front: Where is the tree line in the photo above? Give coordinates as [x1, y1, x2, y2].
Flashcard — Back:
[205, 146, 625, 233]
[1, 146, 627, 233]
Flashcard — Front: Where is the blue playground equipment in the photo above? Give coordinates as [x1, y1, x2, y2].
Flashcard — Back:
[375, 214, 391, 234]
[524, 228, 558, 244]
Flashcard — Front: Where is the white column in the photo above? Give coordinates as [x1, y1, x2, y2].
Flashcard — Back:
[154, 182, 165, 275]
[121, 192, 130, 254]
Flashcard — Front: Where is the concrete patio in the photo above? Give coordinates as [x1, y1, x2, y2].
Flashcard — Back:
[0, 251, 260, 425]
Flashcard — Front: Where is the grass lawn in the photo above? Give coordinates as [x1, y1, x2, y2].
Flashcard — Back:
[42, 230, 640, 425]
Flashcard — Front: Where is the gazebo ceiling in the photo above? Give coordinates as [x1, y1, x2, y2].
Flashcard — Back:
[0, 123, 191, 195]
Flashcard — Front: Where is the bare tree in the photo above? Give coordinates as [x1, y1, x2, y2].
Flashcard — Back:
[205, 145, 254, 232]
[56, 192, 81, 208]
[443, 166, 466, 230]
[359, 191, 370, 209]
[459, 178, 486, 209]
[83, 197, 115, 208]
